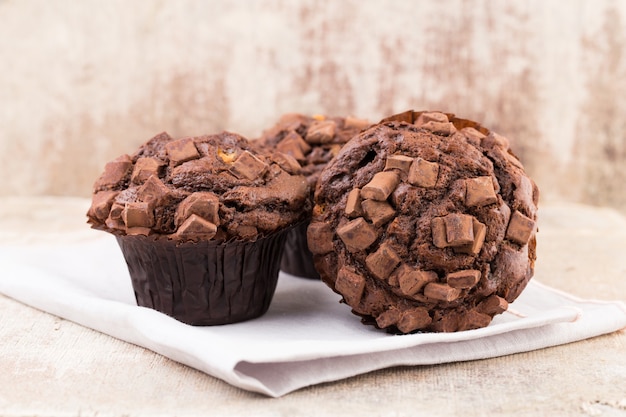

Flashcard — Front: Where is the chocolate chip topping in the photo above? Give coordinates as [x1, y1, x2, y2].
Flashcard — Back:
[255, 113, 371, 191]
[88, 131, 310, 242]
[310, 110, 538, 333]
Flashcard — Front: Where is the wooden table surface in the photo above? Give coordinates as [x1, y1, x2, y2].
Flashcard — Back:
[1, 197, 625, 417]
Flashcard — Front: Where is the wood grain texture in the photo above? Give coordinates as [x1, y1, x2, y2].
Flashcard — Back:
[0, 0, 625, 213]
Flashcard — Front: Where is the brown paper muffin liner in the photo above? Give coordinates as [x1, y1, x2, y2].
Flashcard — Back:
[115, 228, 290, 326]
[280, 221, 320, 280]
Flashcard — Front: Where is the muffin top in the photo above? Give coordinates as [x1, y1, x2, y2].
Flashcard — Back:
[255, 113, 370, 190]
[87, 131, 310, 242]
[308, 110, 539, 333]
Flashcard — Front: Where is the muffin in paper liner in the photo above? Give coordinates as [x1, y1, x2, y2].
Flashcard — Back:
[87, 131, 310, 325]
[308, 110, 539, 333]
[279, 221, 319, 279]
[255, 113, 371, 279]
[115, 228, 289, 326]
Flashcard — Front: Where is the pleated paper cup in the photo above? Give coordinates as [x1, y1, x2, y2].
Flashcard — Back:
[115, 228, 290, 326]
[279, 221, 320, 280]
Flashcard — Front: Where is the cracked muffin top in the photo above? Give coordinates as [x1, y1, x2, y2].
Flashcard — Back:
[87, 131, 310, 242]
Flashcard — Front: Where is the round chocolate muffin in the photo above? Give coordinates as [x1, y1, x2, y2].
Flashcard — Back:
[308, 110, 539, 333]
[87, 131, 310, 325]
[256, 113, 370, 278]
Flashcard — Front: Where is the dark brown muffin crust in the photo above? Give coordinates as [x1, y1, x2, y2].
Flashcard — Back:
[308, 111, 539, 333]
[256, 113, 370, 190]
[255, 113, 370, 279]
[88, 131, 310, 242]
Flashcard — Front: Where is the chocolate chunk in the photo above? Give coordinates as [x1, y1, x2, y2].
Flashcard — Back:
[494, 243, 532, 302]
[455, 218, 487, 255]
[420, 121, 457, 136]
[365, 242, 401, 280]
[306, 120, 337, 144]
[336, 217, 378, 252]
[481, 132, 510, 149]
[123, 202, 154, 228]
[307, 222, 335, 254]
[276, 131, 311, 161]
[444, 213, 475, 246]
[335, 266, 366, 306]
[174, 214, 218, 241]
[94, 154, 132, 189]
[345, 188, 364, 218]
[131, 157, 163, 184]
[423, 282, 462, 302]
[271, 152, 301, 174]
[431, 217, 450, 248]
[395, 265, 437, 296]
[446, 269, 481, 289]
[505, 210, 536, 245]
[165, 137, 200, 166]
[136, 175, 171, 207]
[175, 192, 220, 227]
[460, 127, 486, 142]
[105, 202, 125, 230]
[397, 307, 432, 333]
[408, 158, 439, 188]
[89, 190, 118, 221]
[477, 295, 509, 315]
[375, 308, 401, 328]
[275, 139, 304, 161]
[229, 150, 269, 180]
[389, 182, 412, 208]
[361, 199, 395, 227]
[514, 175, 537, 216]
[465, 176, 498, 207]
[384, 154, 414, 174]
[361, 171, 400, 201]
[415, 111, 449, 125]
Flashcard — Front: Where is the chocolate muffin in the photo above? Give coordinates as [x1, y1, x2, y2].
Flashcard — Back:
[308, 110, 538, 333]
[256, 113, 370, 278]
[87, 131, 310, 325]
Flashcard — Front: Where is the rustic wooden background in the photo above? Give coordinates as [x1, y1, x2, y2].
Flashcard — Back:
[1, 0, 625, 213]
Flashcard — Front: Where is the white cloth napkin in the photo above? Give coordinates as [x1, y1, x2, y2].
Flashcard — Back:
[1, 234, 625, 397]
